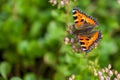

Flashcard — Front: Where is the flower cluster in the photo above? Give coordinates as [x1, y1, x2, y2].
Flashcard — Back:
[64, 25, 83, 53]
[49, 0, 57, 5]
[94, 64, 120, 80]
[49, 0, 69, 7]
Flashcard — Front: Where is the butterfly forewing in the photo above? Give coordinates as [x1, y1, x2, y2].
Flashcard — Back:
[72, 7, 98, 30]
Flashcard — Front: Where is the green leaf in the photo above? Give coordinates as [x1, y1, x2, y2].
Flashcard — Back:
[17, 40, 29, 55]
[0, 62, 11, 79]
[10, 77, 22, 80]
[23, 73, 37, 80]
[44, 52, 56, 66]
[30, 21, 42, 38]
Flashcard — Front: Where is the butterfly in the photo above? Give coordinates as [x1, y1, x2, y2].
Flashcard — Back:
[72, 7, 102, 53]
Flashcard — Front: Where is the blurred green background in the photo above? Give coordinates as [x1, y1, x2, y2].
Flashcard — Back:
[0, 0, 120, 80]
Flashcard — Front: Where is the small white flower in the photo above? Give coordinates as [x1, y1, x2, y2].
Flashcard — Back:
[108, 64, 111, 69]
[115, 70, 118, 75]
[117, 74, 120, 79]
[98, 71, 102, 76]
[118, 0, 120, 4]
[60, 0, 64, 6]
[53, 0, 57, 5]
[94, 69, 98, 76]
[102, 69, 105, 73]
[105, 68, 109, 73]
[106, 76, 110, 80]
[64, 37, 70, 44]
[100, 76, 104, 80]
[109, 70, 113, 77]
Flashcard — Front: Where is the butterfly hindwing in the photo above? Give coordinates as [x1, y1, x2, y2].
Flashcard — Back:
[77, 31, 102, 52]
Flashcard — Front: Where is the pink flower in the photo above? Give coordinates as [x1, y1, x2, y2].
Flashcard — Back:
[106, 76, 110, 80]
[100, 76, 104, 80]
[117, 74, 120, 79]
[60, 0, 64, 7]
[109, 70, 113, 77]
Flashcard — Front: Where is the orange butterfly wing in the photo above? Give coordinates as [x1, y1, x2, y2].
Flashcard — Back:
[86, 16, 97, 26]
[72, 7, 98, 30]
[72, 9, 86, 28]
[77, 31, 102, 52]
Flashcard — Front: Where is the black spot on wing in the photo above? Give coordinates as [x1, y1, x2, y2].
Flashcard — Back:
[80, 42, 85, 45]
[88, 36, 91, 39]
[80, 19, 84, 22]
[86, 38, 89, 40]
[75, 21, 79, 23]
[73, 16, 78, 20]
[80, 39, 83, 40]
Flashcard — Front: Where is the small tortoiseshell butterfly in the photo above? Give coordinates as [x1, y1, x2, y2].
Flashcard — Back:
[71, 7, 102, 53]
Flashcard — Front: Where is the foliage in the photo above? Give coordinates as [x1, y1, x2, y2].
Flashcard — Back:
[0, 0, 120, 80]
